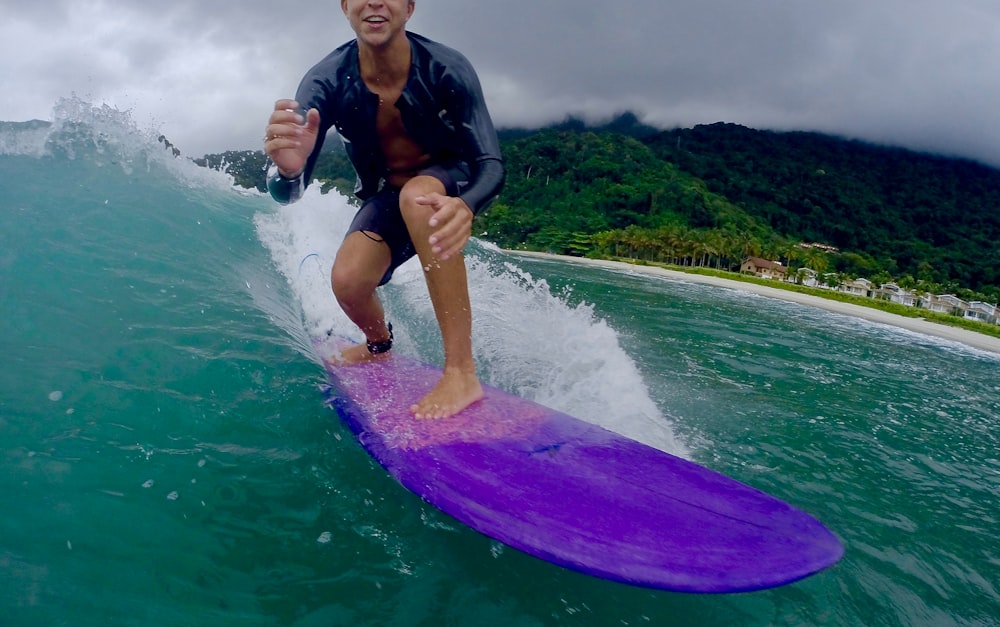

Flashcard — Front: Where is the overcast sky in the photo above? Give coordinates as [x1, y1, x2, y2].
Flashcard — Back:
[3, 0, 1000, 166]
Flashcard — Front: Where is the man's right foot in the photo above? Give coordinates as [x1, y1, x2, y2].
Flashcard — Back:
[410, 368, 483, 419]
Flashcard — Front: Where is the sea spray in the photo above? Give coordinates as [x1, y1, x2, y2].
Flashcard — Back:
[254, 187, 686, 456]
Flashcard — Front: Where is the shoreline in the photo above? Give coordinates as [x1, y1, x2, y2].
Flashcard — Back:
[508, 251, 1000, 356]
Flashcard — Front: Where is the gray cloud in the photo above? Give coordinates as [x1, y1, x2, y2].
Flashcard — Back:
[2, 0, 998, 166]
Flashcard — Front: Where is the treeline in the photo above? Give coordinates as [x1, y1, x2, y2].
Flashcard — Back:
[644, 123, 1000, 298]
[481, 120, 1000, 302]
[194, 143, 356, 198]
[198, 116, 1000, 303]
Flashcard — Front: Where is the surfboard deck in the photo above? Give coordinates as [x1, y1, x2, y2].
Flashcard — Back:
[315, 335, 843, 593]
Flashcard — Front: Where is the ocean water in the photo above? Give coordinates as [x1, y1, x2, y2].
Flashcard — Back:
[2, 100, 998, 626]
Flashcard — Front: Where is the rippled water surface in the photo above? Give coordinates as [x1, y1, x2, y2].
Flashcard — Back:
[2, 104, 998, 625]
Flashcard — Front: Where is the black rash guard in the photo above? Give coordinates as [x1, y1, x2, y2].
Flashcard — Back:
[268, 32, 505, 213]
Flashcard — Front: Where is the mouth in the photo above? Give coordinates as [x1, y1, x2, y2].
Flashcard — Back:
[363, 16, 388, 24]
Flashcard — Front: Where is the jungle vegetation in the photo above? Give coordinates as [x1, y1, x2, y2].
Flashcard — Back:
[199, 115, 1000, 303]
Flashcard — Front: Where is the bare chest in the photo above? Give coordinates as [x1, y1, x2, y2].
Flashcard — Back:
[367, 82, 430, 179]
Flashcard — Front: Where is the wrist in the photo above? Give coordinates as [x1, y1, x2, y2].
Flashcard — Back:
[266, 163, 306, 204]
[455, 197, 474, 218]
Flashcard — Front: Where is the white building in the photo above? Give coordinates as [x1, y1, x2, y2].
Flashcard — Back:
[840, 278, 873, 298]
[922, 294, 969, 316]
[966, 302, 999, 325]
[877, 283, 916, 307]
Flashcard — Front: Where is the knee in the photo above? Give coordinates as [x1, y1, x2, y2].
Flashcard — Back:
[398, 186, 424, 221]
[399, 176, 444, 220]
[331, 260, 377, 306]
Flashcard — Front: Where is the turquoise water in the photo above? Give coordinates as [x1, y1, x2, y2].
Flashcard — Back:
[2, 100, 998, 626]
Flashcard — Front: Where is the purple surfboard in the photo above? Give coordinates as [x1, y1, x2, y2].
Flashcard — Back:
[316, 336, 843, 593]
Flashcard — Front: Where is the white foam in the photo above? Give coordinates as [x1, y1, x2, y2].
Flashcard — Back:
[465, 254, 686, 455]
[0, 95, 243, 195]
[254, 187, 687, 456]
[253, 184, 357, 341]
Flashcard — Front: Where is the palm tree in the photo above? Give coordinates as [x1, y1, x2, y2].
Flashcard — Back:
[802, 247, 830, 275]
[705, 230, 727, 269]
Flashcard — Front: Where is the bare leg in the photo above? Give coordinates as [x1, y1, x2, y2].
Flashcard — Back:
[329, 230, 393, 364]
[399, 176, 483, 419]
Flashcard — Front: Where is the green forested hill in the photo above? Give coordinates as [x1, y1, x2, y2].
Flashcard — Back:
[484, 131, 760, 239]
[195, 142, 356, 198]
[198, 117, 1000, 301]
[480, 130, 777, 262]
[644, 123, 1000, 295]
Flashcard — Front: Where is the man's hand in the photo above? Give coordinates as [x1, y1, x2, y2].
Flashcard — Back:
[264, 99, 320, 178]
[418, 193, 475, 261]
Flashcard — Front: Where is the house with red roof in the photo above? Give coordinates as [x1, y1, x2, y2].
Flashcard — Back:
[740, 257, 787, 281]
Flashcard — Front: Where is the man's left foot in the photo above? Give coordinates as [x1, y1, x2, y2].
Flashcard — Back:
[328, 324, 393, 366]
[411, 369, 483, 419]
[328, 342, 389, 365]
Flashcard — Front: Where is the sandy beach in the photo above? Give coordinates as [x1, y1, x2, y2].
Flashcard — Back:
[510, 251, 1000, 356]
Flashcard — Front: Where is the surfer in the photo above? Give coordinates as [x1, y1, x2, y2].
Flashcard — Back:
[263, 0, 505, 419]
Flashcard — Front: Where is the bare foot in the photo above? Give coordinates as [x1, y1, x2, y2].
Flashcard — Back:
[328, 342, 390, 366]
[411, 369, 483, 419]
